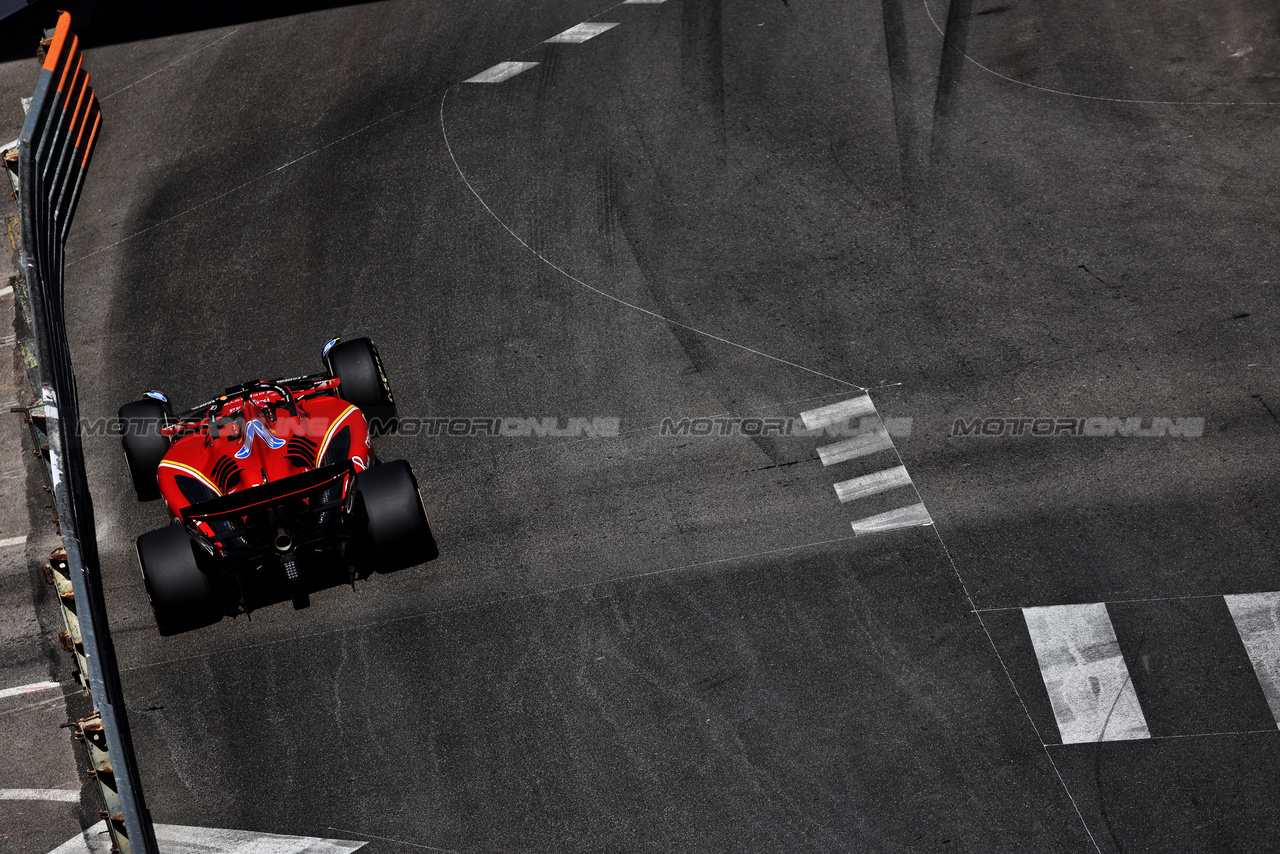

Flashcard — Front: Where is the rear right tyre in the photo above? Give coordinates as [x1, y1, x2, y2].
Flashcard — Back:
[324, 337, 397, 435]
[356, 459, 439, 572]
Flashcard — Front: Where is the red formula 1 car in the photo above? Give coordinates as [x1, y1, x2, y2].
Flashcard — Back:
[118, 338, 438, 634]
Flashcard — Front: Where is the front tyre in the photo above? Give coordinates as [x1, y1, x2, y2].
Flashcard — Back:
[356, 460, 439, 572]
[324, 337, 397, 435]
[118, 398, 172, 501]
[137, 524, 220, 635]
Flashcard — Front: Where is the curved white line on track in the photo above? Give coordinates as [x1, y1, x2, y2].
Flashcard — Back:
[439, 89, 865, 391]
[922, 0, 1280, 107]
[69, 1, 671, 264]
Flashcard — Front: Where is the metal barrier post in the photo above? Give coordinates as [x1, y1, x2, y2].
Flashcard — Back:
[16, 14, 159, 854]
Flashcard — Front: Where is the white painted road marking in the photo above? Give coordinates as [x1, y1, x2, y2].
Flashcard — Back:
[50, 822, 368, 854]
[1225, 592, 1280, 728]
[800, 394, 876, 430]
[0, 534, 27, 549]
[1, 788, 79, 803]
[850, 502, 932, 534]
[0, 680, 59, 699]
[817, 423, 893, 466]
[799, 395, 932, 536]
[834, 465, 912, 503]
[1024, 603, 1150, 744]
[622, 0, 666, 3]
[546, 23, 619, 43]
[464, 62, 540, 84]
[0, 285, 13, 298]
[49, 824, 110, 854]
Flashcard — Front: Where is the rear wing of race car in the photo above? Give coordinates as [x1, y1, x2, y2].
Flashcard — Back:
[181, 462, 357, 564]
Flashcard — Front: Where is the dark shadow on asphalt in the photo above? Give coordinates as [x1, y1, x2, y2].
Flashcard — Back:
[0, 0, 386, 63]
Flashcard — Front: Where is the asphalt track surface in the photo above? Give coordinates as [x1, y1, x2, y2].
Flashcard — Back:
[8, 0, 1280, 851]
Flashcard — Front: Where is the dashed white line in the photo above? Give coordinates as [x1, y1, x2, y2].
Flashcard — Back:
[800, 394, 876, 431]
[1225, 592, 1280, 729]
[0, 679, 58, 700]
[834, 465, 912, 503]
[622, 0, 667, 4]
[1, 788, 79, 802]
[0, 534, 27, 549]
[546, 23, 619, 44]
[1024, 603, 1151, 744]
[817, 424, 893, 466]
[850, 502, 932, 534]
[464, 62, 540, 84]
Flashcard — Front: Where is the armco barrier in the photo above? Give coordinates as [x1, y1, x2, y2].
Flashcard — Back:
[17, 14, 159, 854]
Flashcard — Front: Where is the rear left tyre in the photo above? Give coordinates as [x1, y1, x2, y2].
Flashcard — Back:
[356, 459, 439, 572]
[118, 398, 172, 501]
[137, 524, 220, 635]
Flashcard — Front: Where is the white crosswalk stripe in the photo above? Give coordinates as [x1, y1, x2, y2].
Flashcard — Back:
[834, 465, 911, 503]
[1023, 603, 1150, 744]
[850, 502, 932, 534]
[816, 424, 893, 466]
[1225, 592, 1280, 729]
[800, 395, 932, 534]
[800, 394, 876, 431]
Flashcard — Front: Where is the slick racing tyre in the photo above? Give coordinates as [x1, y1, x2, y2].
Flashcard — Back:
[119, 397, 173, 501]
[356, 460, 439, 572]
[137, 524, 221, 635]
[324, 337, 397, 435]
